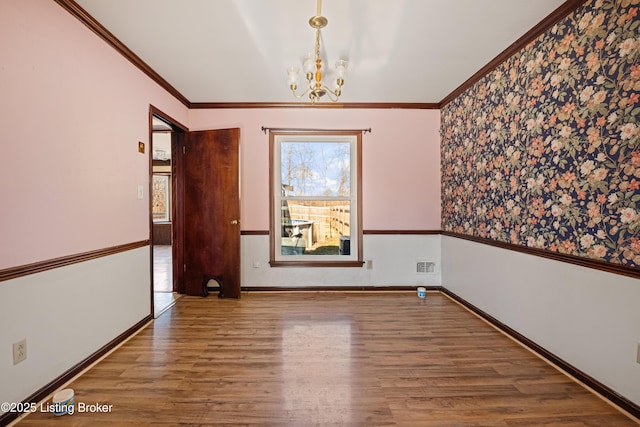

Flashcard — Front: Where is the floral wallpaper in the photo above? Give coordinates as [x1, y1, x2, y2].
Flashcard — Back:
[441, 0, 639, 267]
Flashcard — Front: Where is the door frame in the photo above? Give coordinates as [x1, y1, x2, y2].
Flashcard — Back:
[148, 106, 188, 313]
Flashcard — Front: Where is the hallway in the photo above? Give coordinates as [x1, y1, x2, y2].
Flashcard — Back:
[153, 245, 178, 317]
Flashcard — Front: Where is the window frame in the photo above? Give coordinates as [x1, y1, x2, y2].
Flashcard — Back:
[269, 130, 363, 267]
[152, 173, 171, 223]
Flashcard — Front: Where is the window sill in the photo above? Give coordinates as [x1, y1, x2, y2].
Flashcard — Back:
[269, 261, 365, 268]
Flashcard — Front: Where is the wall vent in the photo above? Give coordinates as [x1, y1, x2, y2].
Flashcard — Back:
[416, 261, 435, 273]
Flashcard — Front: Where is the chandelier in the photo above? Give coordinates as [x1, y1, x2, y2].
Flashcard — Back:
[287, 0, 348, 103]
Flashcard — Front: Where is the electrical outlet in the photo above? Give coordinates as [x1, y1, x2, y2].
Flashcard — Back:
[366, 260, 373, 270]
[13, 339, 27, 365]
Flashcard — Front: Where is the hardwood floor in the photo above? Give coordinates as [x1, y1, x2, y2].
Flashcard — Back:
[153, 245, 173, 293]
[153, 245, 179, 317]
[15, 292, 638, 426]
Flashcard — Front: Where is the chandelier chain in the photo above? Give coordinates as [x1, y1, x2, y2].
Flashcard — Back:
[315, 29, 321, 59]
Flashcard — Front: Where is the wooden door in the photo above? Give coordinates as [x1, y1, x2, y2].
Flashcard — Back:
[183, 128, 241, 298]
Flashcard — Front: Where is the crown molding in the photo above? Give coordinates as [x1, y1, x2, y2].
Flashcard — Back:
[56, 0, 587, 109]
[55, 0, 436, 109]
[189, 102, 439, 109]
[439, 0, 588, 107]
[54, 0, 191, 108]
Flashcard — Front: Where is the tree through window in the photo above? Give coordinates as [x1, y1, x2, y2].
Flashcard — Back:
[269, 130, 363, 266]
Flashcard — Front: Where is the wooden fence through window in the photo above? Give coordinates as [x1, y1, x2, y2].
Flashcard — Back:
[288, 204, 350, 246]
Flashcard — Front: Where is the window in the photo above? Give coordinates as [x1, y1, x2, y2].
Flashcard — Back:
[152, 174, 170, 222]
[269, 130, 362, 266]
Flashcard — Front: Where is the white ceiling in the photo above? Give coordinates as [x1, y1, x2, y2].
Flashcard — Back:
[74, 0, 567, 104]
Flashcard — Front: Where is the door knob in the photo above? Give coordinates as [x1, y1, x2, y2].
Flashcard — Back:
[230, 219, 239, 225]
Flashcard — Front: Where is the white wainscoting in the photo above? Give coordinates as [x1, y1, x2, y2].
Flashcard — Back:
[441, 235, 640, 406]
[0, 247, 151, 411]
[241, 234, 441, 288]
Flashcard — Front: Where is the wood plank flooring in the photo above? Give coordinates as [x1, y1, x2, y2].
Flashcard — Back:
[16, 292, 638, 426]
[153, 245, 173, 293]
[153, 245, 179, 317]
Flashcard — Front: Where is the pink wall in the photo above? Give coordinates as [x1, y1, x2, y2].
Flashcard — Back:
[0, 0, 188, 269]
[0, 0, 439, 269]
[189, 108, 441, 231]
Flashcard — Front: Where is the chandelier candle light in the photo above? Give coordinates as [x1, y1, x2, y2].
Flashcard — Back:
[287, 0, 348, 103]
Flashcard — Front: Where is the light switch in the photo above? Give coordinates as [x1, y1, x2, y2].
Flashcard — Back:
[137, 185, 144, 199]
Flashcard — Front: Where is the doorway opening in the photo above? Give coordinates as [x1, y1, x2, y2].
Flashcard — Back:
[150, 112, 183, 317]
[148, 108, 241, 304]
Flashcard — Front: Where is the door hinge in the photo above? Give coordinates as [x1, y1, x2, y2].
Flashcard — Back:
[184, 264, 187, 272]
[183, 146, 186, 154]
